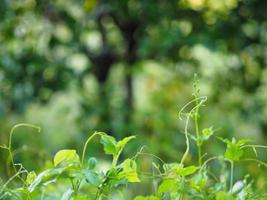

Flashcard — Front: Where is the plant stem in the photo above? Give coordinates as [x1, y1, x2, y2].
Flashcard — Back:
[96, 190, 103, 200]
[7, 124, 40, 180]
[194, 98, 202, 166]
[230, 161, 234, 194]
[180, 114, 190, 165]
[112, 154, 119, 167]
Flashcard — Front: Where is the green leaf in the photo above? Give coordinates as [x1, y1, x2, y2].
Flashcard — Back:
[200, 127, 214, 142]
[236, 139, 254, 146]
[116, 136, 136, 152]
[118, 159, 140, 182]
[134, 196, 159, 200]
[163, 163, 197, 177]
[53, 149, 80, 167]
[225, 142, 243, 161]
[26, 171, 36, 185]
[179, 165, 197, 176]
[87, 157, 97, 170]
[82, 169, 101, 186]
[190, 171, 208, 191]
[221, 138, 253, 161]
[100, 135, 117, 155]
[216, 191, 235, 200]
[157, 179, 178, 194]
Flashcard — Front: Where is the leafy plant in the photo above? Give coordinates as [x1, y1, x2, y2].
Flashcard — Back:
[1, 77, 267, 199]
[0, 130, 139, 199]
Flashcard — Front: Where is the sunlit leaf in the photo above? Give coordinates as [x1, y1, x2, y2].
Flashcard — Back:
[157, 179, 178, 194]
[118, 159, 140, 182]
[87, 157, 97, 170]
[26, 171, 36, 185]
[117, 136, 136, 151]
[134, 196, 159, 200]
[53, 149, 79, 167]
[100, 135, 117, 155]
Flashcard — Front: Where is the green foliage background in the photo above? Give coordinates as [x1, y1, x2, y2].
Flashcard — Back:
[0, 0, 267, 197]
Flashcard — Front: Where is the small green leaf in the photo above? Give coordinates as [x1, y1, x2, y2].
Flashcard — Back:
[116, 136, 136, 151]
[200, 127, 214, 142]
[26, 171, 36, 185]
[220, 138, 253, 161]
[190, 171, 208, 191]
[87, 157, 97, 170]
[53, 149, 79, 167]
[82, 169, 101, 186]
[225, 142, 243, 161]
[118, 159, 140, 182]
[100, 135, 117, 155]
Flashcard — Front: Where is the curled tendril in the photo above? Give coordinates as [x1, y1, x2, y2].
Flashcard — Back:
[178, 96, 208, 120]
[179, 96, 207, 165]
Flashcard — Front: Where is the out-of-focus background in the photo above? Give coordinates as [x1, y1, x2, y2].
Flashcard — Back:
[0, 0, 267, 188]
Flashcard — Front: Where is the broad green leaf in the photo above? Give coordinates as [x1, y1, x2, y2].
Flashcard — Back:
[116, 136, 136, 151]
[216, 191, 235, 200]
[157, 179, 178, 194]
[179, 165, 197, 176]
[134, 196, 159, 200]
[100, 135, 117, 155]
[26, 171, 36, 185]
[53, 149, 79, 167]
[163, 163, 197, 177]
[118, 159, 140, 182]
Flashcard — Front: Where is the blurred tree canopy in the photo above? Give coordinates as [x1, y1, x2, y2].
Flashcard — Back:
[0, 0, 267, 161]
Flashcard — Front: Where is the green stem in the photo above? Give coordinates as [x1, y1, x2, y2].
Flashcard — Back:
[242, 144, 267, 149]
[7, 124, 40, 180]
[96, 190, 103, 200]
[194, 98, 202, 166]
[180, 114, 190, 165]
[229, 161, 234, 194]
[81, 132, 104, 164]
[200, 156, 218, 172]
[112, 154, 119, 167]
